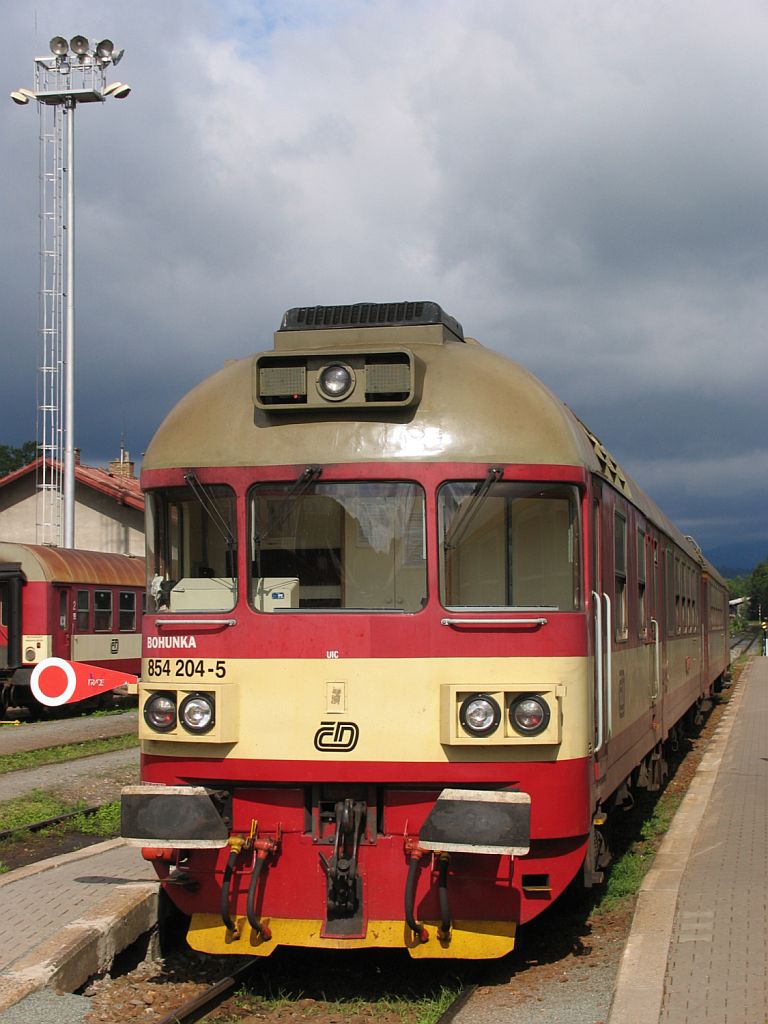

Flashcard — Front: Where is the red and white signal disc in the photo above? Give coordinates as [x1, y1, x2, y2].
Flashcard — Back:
[30, 658, 138, 707]
[30, 657, 77, 707]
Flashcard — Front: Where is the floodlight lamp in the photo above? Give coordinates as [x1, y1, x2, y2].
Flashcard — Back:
[103, 81, 131, 99]
[70, 35, 90, 56]
[110, 48, 125, 66]
[50, 36, 69, 56]
[10, 90, 30, 105]
[95, 39, 114, 60]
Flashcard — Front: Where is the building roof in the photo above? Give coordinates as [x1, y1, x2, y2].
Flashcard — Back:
[0, 458, 144, 512]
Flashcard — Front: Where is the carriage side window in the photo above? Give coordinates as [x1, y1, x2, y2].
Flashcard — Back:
[665, 549, 675, 637]
[637, 527, 647, 637]
[119, 591, 136, 632]
[439, 482, 580, 611]
[94, 590, 113, 632]
[249, 480, 426, 612]
[614, 512, 628, 641]
[146, 484, 237, 613]
[75, 590, 90, 631]
[675, 557, 682, 634]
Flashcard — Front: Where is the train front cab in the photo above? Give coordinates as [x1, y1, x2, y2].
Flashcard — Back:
[121, 305, 726, 960]
[120, 459, 706, 959]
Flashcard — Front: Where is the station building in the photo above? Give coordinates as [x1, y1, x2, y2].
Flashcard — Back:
[0, 453, 144, 556]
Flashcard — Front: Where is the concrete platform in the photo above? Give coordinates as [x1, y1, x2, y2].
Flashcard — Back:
[0, 839, 157, 1015]
[609, 655, 768, 1023]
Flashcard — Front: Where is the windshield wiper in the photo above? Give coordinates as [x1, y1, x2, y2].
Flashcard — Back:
[184, 471, 236, 550]
[253, 465, 322, 548]
[443, 466, 504, 550]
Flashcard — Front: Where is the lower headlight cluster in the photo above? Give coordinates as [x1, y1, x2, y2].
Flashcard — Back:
[144, 692, 177, 732]
[459, 694, 502, 737]
[509, 694, 550, 736]
[143, 691, 216, 734]
[458, 692, 551, 739]
[179, 693, 215, 733]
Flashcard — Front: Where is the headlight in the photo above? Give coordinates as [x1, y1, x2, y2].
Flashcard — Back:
[318, 363, 354, 400]
[144, 692, 177, 732]
[459, 693, 501, 737]
[179, 693, 215, 734]
[24, 647, 36, 662]
[509, 694, 550, 736]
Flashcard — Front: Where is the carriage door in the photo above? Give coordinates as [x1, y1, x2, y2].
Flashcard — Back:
[591, 487, 610, 768]
[53, 586, 72, 659]
[0, 581, 9, 670]
[646, 530, 662, 707]
[0, 564, 24, 672]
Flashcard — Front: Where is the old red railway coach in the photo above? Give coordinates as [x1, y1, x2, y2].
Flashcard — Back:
[122, 302, 728, 959]
[0, 542, 144, 715]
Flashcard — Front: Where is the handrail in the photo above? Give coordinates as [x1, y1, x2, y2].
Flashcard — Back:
[154, 618, 237, 627]
[650, 618, 660, 700]
[440, 617, 548, 627]
[592, 591, 604, 755]
[603, 593, 612, 741]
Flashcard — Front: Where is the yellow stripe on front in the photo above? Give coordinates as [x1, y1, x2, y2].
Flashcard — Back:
[141, 655, 591, 762]
[187, 913, 516, 959]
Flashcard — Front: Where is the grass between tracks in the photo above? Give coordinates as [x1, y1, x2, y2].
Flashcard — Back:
[0, 733, 138, 775]
[212, 977, 462, 1024]
[0, 793, 121, 873]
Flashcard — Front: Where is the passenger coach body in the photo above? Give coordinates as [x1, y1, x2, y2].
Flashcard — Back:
[123, 303, 728, 959]
[0, 543, 144, 714]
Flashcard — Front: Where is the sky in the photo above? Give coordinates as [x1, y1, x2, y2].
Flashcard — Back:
[2, 1, 767, 572]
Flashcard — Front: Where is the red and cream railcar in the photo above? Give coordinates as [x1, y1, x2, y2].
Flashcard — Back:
[122, 302, 728, 959]
[0, 542, 144, 714]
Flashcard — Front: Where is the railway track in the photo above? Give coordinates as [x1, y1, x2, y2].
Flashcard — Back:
[730, 628, 761, 659]
[150, 966, 476, 1024]
[0, 802, 104, 842]
[153, 960, 256, 1024]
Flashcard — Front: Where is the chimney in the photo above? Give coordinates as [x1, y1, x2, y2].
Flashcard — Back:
[108, 448, 135, 479]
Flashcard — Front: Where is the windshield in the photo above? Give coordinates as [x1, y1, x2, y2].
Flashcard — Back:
[249, 481, 426, 612]
[147, 485, 237, 612]
[439, 482, 580, 610]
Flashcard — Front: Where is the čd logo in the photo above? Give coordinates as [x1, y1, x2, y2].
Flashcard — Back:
[313, 720, 360, 752]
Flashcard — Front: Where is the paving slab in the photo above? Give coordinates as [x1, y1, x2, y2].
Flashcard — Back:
[609, 658, 766, 1024]
[0, 839, 157, 1013]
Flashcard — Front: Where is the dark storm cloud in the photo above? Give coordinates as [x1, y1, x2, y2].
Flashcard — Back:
[2, 0, 768, 568]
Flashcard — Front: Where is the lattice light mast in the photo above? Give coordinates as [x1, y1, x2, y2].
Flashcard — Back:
[11, 36, 129, 547]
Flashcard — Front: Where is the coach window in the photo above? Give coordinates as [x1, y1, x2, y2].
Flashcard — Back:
[438, 482, 580, 610]
[94, 590, 113, 632]
[119, 592, 136, 632]
[614, 512, 628, 641]
[665, 549, 675, 637]
[249, 481, 426, 612]
[637, 528, 647, 637]
[75, 590, 90, 631]
[146, 484, 237, 613]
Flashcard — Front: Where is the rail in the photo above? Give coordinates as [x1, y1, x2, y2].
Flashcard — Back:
[435, 985, 478, 1023]
[153, 960, 255, 1024]
[0, 803, 103, 842]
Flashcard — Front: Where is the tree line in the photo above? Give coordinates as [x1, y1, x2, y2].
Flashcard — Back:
[0, 441, 36, 478]
[727, 562, 768, 622]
